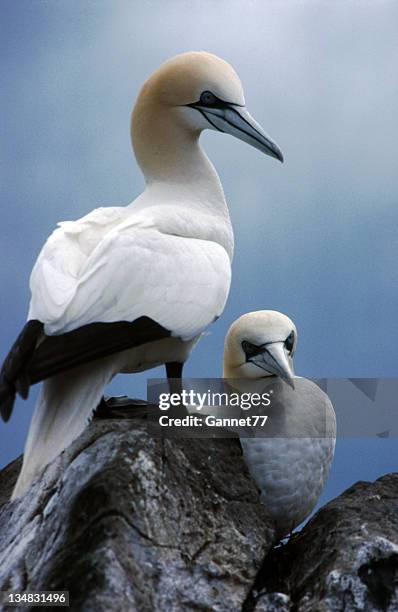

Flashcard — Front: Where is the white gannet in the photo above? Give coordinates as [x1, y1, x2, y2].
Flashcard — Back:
[0, 52, 283, 499]
[223, 310, 336, 538]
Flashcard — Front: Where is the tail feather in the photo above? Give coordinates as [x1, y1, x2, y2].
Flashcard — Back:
[12, 356, 117, 500]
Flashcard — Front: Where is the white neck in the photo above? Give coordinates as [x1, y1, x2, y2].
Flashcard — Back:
[135, 102, 230, 201]
[131, 103, 233, 258]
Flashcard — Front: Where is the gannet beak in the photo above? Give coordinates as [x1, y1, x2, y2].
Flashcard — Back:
[250, 341, 295, 388]
[190, 102, 283, 162]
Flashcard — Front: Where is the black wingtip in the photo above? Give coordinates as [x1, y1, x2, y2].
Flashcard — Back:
[0, 319, 43, 423]
[15, 371, 30, 400]
[0, 383, 16, 423]
[28, 317, 171, 384]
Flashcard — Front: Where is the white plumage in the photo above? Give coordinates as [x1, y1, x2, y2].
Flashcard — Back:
[29, 204, 232, 338]
[239, 380, 336, 537]
[223, 310, 336, 537]
[1, 51, 283, 499]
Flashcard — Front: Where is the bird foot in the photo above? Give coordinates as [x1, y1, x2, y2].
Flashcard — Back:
[93, 396, 188, 420]
[93, 396, 159, 420]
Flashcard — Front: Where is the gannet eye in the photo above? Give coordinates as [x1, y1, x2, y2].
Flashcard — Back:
[242, 340, 263, 360]
[284, 331, 295, 354]
[200, 91, 217, 106]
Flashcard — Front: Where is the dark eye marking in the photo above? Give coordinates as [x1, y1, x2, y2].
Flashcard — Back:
[200, 90, 217, 106]
[285, 331, 295, 354]
[187, 90, 243, 110]
[242, 340, 264, 360]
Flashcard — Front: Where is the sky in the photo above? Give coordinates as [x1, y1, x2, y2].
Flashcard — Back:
[0, 1, 397, 507]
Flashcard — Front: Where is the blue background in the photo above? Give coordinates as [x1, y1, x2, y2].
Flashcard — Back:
[1, 1, 397, 509]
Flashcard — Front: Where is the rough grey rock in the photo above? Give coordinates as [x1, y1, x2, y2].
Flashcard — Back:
[1, 419, 397, 612]
[246, 473, 398, 611]
[0, 420, 275, 611]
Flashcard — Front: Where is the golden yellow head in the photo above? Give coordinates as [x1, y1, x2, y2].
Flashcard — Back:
[138, 51, 245, 108]
[131, 51, 283, 173]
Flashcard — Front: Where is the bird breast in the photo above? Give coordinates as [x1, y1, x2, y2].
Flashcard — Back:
[241, 435, 335, 536]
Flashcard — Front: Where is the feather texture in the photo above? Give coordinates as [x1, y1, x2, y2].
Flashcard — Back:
[4, 51, 259, 498]
[28, 206, 232, 339]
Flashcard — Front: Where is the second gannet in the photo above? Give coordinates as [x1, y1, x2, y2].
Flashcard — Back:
[0, 52, 283, 499]
[223, 311, 336, 538]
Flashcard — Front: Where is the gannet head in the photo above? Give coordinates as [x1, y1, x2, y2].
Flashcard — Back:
[223, 310, 296, 387]
[131, 51, 283, 174]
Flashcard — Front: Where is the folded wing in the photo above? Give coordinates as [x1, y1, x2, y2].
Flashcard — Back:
[39, 222, 231, 339]
[1, 215, 231, 421]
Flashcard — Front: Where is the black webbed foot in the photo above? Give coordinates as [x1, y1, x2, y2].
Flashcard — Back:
[93, 396, 159, 420]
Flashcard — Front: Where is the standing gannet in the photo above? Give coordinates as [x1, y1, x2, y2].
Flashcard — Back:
[223, 311, 336, 538]
[0, 52, 283, 499]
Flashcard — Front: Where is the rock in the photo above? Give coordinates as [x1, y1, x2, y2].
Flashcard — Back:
[0, 458, 21, 510]
[1, 418, 398, 612]
[0, 419, 275, 611]
[245, 473, 398, 611]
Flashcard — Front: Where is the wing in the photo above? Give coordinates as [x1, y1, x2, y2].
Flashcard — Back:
[0, 316, 172, 423]
[28, 317, 172, 384]
[1, 220, 231, 421]
[2, 201, 231, 423]
[43, 223, 232, 339]
[28, 206, 129, 323]
[0, 320, 43, 421]
[1, 207, 133, 421]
